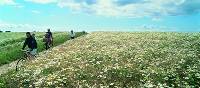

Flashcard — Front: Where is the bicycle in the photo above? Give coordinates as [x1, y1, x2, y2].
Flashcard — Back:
[15, 50, 35, 71]
[43, 37, 53, 50]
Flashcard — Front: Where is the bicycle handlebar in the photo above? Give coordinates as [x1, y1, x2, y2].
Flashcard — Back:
[21, 49, 30, 53]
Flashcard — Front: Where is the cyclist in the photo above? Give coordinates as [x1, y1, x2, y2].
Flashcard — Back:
[43, 32, 51, 50]
[47, 29, 53, 46]
[32, 33, 36, 39]
[22, 32, 38, 56]
[70, 30, 75, 39]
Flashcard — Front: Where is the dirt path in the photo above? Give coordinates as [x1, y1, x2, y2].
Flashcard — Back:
[0, 50, 50, 75]
[0, 60, 18, 75]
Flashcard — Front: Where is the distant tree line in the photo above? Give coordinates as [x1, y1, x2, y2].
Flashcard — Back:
[0, 31, 11, 33]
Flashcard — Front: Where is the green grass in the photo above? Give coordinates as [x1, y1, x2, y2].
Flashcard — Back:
[1, 32, 200, 87]
[0, 32, 87, 66]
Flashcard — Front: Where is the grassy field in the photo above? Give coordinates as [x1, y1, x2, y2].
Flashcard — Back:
[0, 32, 86, 66]
[1, 32, 200, 87]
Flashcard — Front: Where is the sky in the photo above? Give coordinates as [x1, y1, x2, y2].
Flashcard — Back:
[0, 0, 200, 32]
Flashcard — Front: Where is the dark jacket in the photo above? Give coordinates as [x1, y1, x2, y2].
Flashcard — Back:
[22, 36, 37, 50]
[47, 32, 52, 38]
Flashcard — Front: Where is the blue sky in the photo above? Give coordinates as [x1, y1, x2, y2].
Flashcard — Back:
[0, 0, 200, 32]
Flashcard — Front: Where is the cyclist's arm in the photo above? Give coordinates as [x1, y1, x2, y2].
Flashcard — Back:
[22, 38, 28, 50]
[33, 39, 37, 49]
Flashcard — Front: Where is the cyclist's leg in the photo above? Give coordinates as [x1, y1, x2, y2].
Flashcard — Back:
[26, 49, 32, 60]
[46, 38, 50, 49]
[25, 48, 34, 59]
[45, 42, 49, 50]
[47, 42, 50, 49]
[50, 38, 53, 46]
[45, 42, 47, 50]
[48, 38, 52, 48]
[51, 38, 53, 46]
[30, 49, 37, 58]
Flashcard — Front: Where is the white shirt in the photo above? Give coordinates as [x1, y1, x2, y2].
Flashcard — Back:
[70, 32, 75, 37]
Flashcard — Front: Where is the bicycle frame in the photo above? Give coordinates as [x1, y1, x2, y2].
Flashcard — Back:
[15, 51, 32, 71]
[44, 38, 53, 50]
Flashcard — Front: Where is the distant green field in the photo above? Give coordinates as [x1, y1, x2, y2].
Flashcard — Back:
[0, 32, 86, 66]
[0, 32, 44, 46]
[0, 32, 24, 42]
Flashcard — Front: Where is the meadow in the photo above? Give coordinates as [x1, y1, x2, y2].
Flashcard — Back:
[0, 32, 86, 66]
[1, 32, 200, 87]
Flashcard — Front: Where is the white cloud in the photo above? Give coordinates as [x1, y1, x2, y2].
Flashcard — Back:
[31, 10, 41, 14]
[152, 17, 162, 22]
[2, 0, 199, 18]
[0, 0, 16, 5]
[15, 5, 25, 8]
[56, 0, 200, 17]
[0, 0, 24, 8]
[21, 0, 200, 17]
[0, 21, 47, 32]
[25, 0, 58, 4]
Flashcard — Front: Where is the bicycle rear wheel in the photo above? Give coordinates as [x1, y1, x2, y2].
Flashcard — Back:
[16, 58, 26, 71]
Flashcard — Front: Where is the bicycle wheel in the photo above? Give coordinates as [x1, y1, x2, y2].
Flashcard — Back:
[16, 58, 26, 71]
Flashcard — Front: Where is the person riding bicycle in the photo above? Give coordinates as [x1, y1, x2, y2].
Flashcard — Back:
[70, 30, 75, 39]
[22, 32, 37, 56]
[43, 32, 52, 50]
[47, 29, 53, 46]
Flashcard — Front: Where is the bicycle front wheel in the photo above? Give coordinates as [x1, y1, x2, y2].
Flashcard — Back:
[16, 58, 26, 71]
